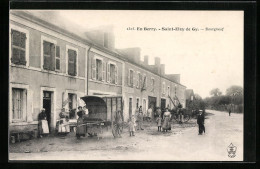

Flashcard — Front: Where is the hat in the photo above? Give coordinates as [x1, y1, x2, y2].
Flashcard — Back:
[41, 108, 45, 111]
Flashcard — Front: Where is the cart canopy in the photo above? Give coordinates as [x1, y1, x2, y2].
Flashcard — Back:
[81, 96, 107, 120]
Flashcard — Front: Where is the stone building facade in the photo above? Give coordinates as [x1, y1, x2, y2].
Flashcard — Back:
[9, 11, 186, 134]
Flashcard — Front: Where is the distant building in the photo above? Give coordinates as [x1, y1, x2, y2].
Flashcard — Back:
[185, 89, 195, 109]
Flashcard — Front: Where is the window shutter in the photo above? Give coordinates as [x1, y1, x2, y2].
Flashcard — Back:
[136, 73, 139, 88]
[68, 49, 75, 76]
[12, 30, 20, 47]
[115, 65, 118, 84]
[107, 63, 110, 83]
[74, 50, 77, 76]
[143, 76, 147, 89]
[43, 41, 51, 70]
[139, 74, 142, 88]
[102, 61, 106, 81]
[92, 57, 96, 80]
[50, 44, 55, 71]
[128, 69, 130, 86]
[20, 32, 26, 49]
[133, 71, 135, 87]
[19, 33, 26, 65]
[11, 30, 26, 65]
[55, 46, 60, 70]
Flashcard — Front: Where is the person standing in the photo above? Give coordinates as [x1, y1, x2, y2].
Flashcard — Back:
[147, 106, 152, 122]
[76, 106, 86, 139]
[197, 110, 205, 135]
[155, 107, 161, 119]
[38, 108, 49, 138]
[162, 108, 171, 132]
[156, 114, 162, 132]
[128, 115, 136, 136]
[114, 110, 123, 138]
[137, 109, 144, 130]
[229, 109, 231, 116]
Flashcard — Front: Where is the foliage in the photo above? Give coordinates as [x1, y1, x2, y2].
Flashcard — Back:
[204, 85, 243, 113]
[226, 85, 243, 96]
[210, 88, 222, 96]
[186, 93, 205, 111]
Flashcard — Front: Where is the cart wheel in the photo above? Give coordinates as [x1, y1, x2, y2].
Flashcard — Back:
[112, 124, 118, 138]
[183, 114, 190, 122]
[112, 124, 123, 138]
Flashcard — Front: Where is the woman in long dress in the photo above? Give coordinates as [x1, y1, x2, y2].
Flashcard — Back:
[38, 108, 49, 138]
[162, 108, 171, 132]
[76, 107, 86, 139]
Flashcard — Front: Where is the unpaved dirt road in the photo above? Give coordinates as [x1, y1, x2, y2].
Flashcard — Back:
[9, 110, 243, 161]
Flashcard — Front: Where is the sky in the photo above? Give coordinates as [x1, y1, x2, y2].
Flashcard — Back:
[47, 10, 243, 98]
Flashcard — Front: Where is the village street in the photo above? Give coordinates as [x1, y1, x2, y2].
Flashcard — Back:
[9, 110, 243, 161]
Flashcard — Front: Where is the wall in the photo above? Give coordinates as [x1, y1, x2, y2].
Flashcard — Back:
[9, 16, 88, 131]
[88, 50, 123, 95]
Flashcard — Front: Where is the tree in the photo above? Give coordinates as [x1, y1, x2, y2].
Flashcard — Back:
[210, 88, 222, 96]
[226, 85, 243, 96]
[194, 93, 202, 100]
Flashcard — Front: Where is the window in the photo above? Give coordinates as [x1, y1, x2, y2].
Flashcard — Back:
[56, 46, 60, 70]
[128, 69, 134, 87]
[11, 29, 27, 65]
[68, 49, 77, 76]
[43, 40, 60, 71]
[136, 72, 140, 88]
[142, 74, 147, 90]
[136, 98, 140, 109]
[151, 78, 155, 92]
[109, 63, 118, 84]
[12, 88, 26, 122]
[162, 82, 166, 94]
[104, 32, 109, 48]
[68, 93, 77, 119]
[167, 86, 170, 96]
[96, 59, 102, 81]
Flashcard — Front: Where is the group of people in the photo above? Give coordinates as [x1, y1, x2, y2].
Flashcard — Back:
[38, 105, 206, 139]
[128, 106, 145, 137]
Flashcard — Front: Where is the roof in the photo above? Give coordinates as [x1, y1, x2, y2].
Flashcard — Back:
[10, 10, 186, 87]
[185, 89, 194, 99]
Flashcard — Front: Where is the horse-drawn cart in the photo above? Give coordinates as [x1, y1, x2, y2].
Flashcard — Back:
[80, 95, 123, 138]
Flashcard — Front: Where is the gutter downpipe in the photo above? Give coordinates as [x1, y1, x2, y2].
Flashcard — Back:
[86, 45, 92, 96]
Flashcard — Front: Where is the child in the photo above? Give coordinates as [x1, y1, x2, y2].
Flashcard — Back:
[156, 114, 162, 132]
[128, 115, 136, 136]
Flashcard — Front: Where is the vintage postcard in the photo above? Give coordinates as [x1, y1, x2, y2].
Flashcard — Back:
[9, 9, 244, 161]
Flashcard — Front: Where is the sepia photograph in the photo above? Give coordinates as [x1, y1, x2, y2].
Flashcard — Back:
[8, 9, 244, 161]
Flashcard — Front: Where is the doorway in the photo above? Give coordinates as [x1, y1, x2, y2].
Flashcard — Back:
[43, 91, 52, 129]
[161, 98, 166, 112]
[148, 96, 156, 119]
[129, 97, 132, 118]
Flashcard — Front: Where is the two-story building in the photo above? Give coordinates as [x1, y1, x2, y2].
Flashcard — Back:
[117, 48, 186, 121]
[9, 10, 90, 132]
[9, 10, 187, 136]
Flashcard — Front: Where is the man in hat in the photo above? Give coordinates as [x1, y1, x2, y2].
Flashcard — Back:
[197, 110, 205, 135]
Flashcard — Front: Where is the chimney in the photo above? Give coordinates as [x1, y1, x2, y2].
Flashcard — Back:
[160, 64, 165, 76]
[144, 55, 149, 65]
[155, 57, 161, 66]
